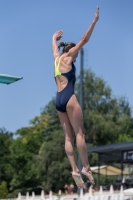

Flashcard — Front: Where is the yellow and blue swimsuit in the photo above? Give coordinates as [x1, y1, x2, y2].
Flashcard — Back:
[54, 56, 76, 112]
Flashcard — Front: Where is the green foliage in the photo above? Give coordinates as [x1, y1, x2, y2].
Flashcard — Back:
[36, 129, 74, 192]
[0, 128, 14, 187]
[9, 113, 49, 192]
[1, 68, 133, 194]
[9, 137, 40, 191]
[76, 69, 133, 146]
[0, 181, 8, 198]
[41, 98, 62, 139]
[93, 174, 116, 186]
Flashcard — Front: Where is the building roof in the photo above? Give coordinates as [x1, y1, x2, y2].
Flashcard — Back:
[88, 141, 133, 153]
[88, 141, 133, 163]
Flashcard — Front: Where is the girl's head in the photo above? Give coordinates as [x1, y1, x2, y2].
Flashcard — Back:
[58, 42, 76, 54]
[58, 42, 78, 62]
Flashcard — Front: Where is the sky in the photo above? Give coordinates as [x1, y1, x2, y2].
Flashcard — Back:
[0, 0, 133, 133]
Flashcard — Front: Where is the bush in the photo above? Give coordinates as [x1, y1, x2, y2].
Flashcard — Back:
[0, 181, 8, 198]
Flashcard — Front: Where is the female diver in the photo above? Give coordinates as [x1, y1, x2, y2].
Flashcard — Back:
[52, 7, 99, 188]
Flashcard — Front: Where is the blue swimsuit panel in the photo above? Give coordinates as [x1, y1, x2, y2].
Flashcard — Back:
[55, 62, 76, 112]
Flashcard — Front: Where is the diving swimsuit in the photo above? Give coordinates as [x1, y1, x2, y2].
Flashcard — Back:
[54, 56, 76, 112]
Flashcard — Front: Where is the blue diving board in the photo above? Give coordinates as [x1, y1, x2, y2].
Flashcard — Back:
[0, 74, 23, 85]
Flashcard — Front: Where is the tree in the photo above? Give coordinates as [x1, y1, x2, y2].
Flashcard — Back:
[37, 68, 133, 190]
[0, 128, 14, 187]
[0, 181, 8, 198]
[9, 114, 49, 192]
[35, 99, 73, 192]
[1, 68, 132, 193]
[41, 98, 61, 140]
[76, 69, 133, 146]
[36, 129, 75, 192]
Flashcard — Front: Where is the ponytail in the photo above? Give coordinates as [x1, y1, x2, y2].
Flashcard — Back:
[58, 42, 76, 53]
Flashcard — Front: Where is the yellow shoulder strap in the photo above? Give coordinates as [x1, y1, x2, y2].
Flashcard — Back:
[54, 56, 59, 67]
[54, 56, 62, 77]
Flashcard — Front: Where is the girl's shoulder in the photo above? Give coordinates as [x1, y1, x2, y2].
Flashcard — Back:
[61, 54, 73, 63]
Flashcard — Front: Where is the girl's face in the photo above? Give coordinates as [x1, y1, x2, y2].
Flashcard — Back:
[73, 52, 79, 62]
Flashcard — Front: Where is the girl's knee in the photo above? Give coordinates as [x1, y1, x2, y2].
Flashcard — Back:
[65, 135, 73, 142]
[76, 131, 85, 138]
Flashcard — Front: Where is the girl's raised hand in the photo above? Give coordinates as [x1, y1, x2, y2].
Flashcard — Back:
[53, 30, 63, 41]
[94, 7, 99, 23]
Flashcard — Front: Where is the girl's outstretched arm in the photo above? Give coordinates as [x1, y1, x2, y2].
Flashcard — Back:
[52, 30, 63, 59]
[67, 7, 99, 56]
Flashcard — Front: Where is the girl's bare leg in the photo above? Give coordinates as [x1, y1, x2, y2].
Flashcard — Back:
[66, 95, 95, 185]
[57, 111, 84, 188]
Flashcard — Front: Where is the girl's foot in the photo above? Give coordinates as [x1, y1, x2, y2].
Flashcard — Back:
[72, 172, 84, 188]
[81, 169, 95, 185]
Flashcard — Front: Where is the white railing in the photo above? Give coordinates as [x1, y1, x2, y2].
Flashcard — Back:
[1, 185, 133, 200]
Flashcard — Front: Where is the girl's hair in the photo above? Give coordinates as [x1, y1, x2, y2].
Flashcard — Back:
[58, 42, 76, 54]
